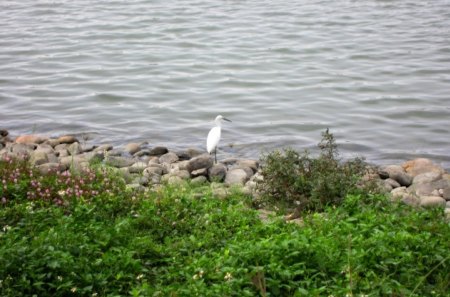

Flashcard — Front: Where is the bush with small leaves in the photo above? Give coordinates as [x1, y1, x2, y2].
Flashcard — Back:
[257, 129, 368, 213]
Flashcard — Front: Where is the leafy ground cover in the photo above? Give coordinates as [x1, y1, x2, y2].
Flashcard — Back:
[1, 155, 449, 296]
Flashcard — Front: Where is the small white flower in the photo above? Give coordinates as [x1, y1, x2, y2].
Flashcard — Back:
[136, 274, 144, 280]
[58, 190, 66, 196]
[71, 287, 77, 293]
[224, 272, 232, 281]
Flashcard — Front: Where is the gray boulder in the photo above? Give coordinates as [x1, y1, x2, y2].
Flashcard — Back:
[208, 163, 227, 182]
[186, 154, 213, 173]
[225, 168, 250, 185]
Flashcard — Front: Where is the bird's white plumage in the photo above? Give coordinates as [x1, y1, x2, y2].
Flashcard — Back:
[206, 115, 231, 162]
[207, 126, 221, 153]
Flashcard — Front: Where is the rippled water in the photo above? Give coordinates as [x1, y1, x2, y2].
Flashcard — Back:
[1, 0, 449, 168]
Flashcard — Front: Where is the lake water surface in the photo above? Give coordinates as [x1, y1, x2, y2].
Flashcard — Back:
[1, 0, 449, 168]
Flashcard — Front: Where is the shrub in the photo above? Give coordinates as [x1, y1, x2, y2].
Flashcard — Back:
[257, 129, 367, 213]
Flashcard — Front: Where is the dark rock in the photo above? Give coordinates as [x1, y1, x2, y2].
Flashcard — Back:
[191, 168, 208, 177]
[382, 165, 412, 187]
[186, 154, 213, 173]
[236, 159, 259, 172]
[149, 146, 168, 156]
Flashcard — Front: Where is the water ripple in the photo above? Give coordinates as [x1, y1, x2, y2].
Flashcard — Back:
[1, 0, 450, 169]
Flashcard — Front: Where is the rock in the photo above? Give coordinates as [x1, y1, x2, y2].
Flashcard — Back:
[94, 144, 113, 152]
[177, 160, 189, 171]
[126, 184, 146, 192]
[125, 143, 141, 155]
[35, 144, 55, 155]
[57, 135, 78, 144]
[59, 155, 86, 167]
[401, 195, 420, 207]
[381, 165, 412, 187]
[37, 163, 66, 175]
[212, 187, 228, 199]
[442, 188, 450, 200]
[55, 143, 69, 151]
[186, 154, 213, 173]
[208, 163, 227, 182]
[385, 178, 401, 189]
[10, 143, 35, 156]
[390, 186, 408, 200]
[410, 179, 450, 197]
[191, 176, 207, 185]
[378, 170, 390, 179]
[57, 149, 69, 157]
[159, 152, 179, 164]
[174, 150, 191, 161]
[106, 149, 123, 156]
[225, 168, 250, 185]
[129, 162, 148, 173]
[83, 151, 105, 162]
[0, 129, 8, 137]
[45, 138, 61, 147]
[191, 168, 208, 177]
[173, 170, 191, 180]
[143, 166, 164, 177]
[413, 172, 442, 185]
[235, 166, 254, 179]
[134, 149, 151, 157]
[420, 196, 446, 208]
[402, 158, 445, 177]
[163, 175, 184, 185]
[149, 146, 168, 156]
[104, 156, 135, 168]
[29, 151, 49, 166]
[15, 135, 47, 144]
[68, 142, 82, 155]
[186, 148, 203, 158]
[236, 159, 259, 172]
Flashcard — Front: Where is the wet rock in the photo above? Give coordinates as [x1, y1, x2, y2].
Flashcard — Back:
[413, 172, 442, 185]
[57, 135, 78, 144]
[94, 144, 114, 152]
[381, 165, 412, 187]
[186, 154, 213, 173]
[208, 163, 227, 182]
[174, 150, 191, 161]
[159, 152, 179, 164]
[149, 146, 168, 156]
[104, 156, 135, 168]
[133, 149, 151, 157]
[420, 196, 446, 208]
[402, 158, 445, 177]
[0, 129, 8, 137]
[15, 135, 47, 144]
[225, 168, 250, 185]
[125, 143, 142, 155]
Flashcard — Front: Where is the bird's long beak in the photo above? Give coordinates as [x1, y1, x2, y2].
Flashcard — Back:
[223, 117, 232, 122]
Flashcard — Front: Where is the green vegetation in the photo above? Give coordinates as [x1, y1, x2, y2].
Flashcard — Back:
[257, 129, 368, 213]
[1, 134, 449, 296]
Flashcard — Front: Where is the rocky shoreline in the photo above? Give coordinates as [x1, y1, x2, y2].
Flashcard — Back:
[1, 130, 449, 218]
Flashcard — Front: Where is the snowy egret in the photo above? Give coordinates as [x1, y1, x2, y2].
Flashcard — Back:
[207, 115, 231, 163]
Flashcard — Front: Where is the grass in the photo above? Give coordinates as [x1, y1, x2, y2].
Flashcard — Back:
[1, 154, 449, 296]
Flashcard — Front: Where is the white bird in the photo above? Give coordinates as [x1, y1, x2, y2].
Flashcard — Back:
[207, 115, 231, 163]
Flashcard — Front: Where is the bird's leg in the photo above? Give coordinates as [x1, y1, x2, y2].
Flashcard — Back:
[214, 149, 217, 164]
